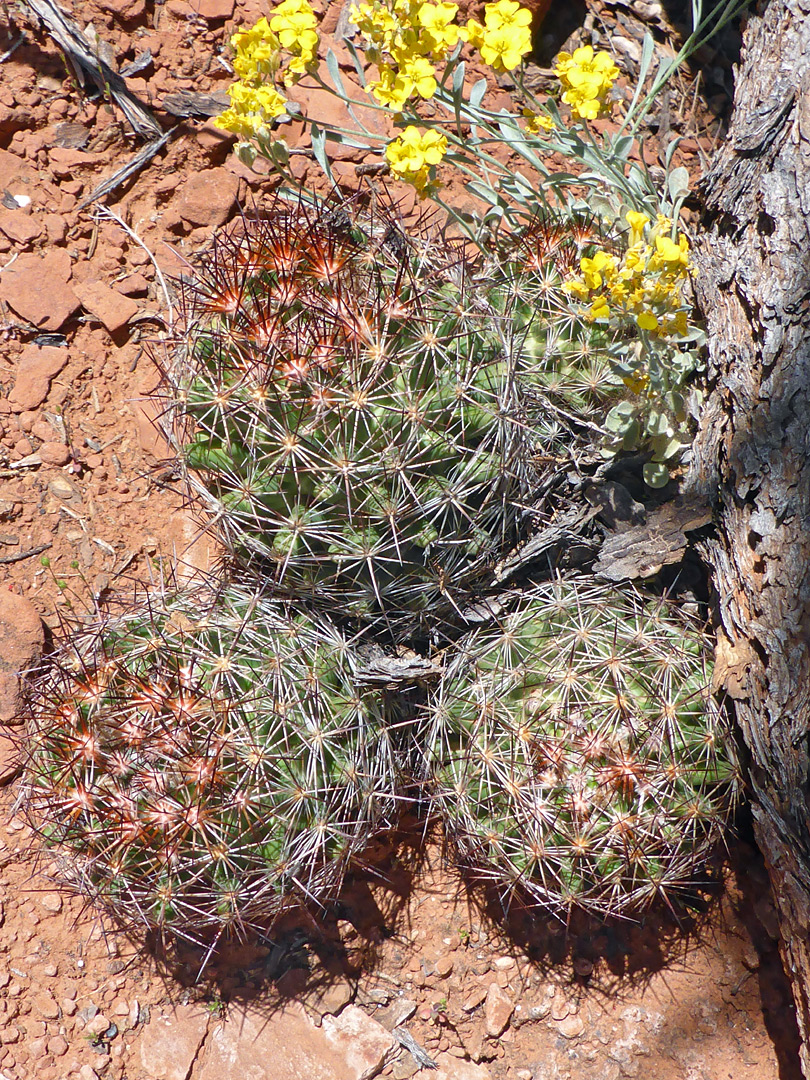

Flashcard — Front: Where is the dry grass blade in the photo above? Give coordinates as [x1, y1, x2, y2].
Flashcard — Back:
[22, 0, 163, 139]
[78, 127, 177, 211]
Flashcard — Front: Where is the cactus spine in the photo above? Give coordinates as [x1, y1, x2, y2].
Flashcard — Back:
[424, 578, 739, 917]
[166, 196, 536, 632]
[23, 579, 398, 943]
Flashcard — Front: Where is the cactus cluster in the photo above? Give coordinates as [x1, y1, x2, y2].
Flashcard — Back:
[21, 191, 737, 948]
[167, 196, 536, 631]
[24, 580, 398, 943]
[424, 578, 738, 916]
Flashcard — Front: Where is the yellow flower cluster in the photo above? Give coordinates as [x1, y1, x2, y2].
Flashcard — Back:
[351, 0, 458, 110]
[385, 125, 448, 194]
[269, 0, 320, 81]
[463, 0, 533, 74]
[553, 45, 618, 121]
[215, 0, 320, 138]
[566, 211, 691, 338]
[352, 0, 532, 111]
[215, 80, 288, 139]
[231, 17, 282, 79]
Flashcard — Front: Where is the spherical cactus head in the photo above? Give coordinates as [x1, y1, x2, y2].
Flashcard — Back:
[22, 578, 399, 947]
[425, 578, 739, 920]
[166, 192, 537, 636]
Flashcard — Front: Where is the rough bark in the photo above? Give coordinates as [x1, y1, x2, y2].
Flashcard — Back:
[688, 0, 810, 1072]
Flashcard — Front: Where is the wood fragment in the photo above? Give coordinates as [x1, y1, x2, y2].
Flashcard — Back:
[161, 89, 230, 118]
[495, 507, 597, 583]
[0, 542, 52, 565]
[355, 654, 443, 689]
[593, 496, 712, 582]
[0, 31, 25, 62]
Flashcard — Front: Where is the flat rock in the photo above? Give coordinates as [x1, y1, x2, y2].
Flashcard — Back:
[0, 250, 79, 331]
[484, 983, 513, 1039]
[138, 1005, 210, 1080]
[0, 727, 22, 785]
[8, 344, 69, 412]
[430, 1056, 492, 1080]
[287, 71, 392, 160]
[97, 0, 146, 17]
[47, 146, 105, 179]
[0, 591, 45, 724]
[322, 1005, 395, 1078]
[0, 591, 45, 676]
[0, 208, 42, 245]
[73, 280, 139, 334]
[0, 147, 37, 187]
[196, 0, 235, 18]
[174, 167, 239, 227]
[116, 273, 150, 297]
[197, 1003, 394, 1080]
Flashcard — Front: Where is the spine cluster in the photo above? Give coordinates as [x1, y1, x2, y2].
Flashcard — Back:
[168, 197, 535, 632]
[24, 582, 398, 943]
[23, 192, 738, 945]
[423, 578, 737, 915]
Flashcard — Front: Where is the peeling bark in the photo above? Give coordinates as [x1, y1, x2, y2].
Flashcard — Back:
[688, 0, 810, 1071]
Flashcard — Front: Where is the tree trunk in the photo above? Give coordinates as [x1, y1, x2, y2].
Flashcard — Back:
[688, 0, 810, 1072]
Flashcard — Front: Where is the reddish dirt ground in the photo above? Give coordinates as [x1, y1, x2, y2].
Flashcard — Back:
[0, 0, 799, 1077]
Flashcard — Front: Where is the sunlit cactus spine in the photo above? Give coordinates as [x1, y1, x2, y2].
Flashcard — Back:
[490, 206, 625, 440]
[164, 193, 536, 633]
[22, 578, 399, 945]
[423, 578, 739, 918]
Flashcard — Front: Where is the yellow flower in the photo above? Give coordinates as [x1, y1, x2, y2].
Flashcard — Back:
[636, 311, 658, 331]
[396, 53, 438, 99]
[214, 81, 287, 138]
[625, 210, 649, 244]
[484, 0, 532, 31]
[661, 311, 689, 337]
[270, 0, 318, 48]
[417, 2, 460, 57]
[460, 17, 485, 48]
[270, 0, 319, 80]
[385, 125, 447, 193]
[462, 1, 532, 72]
[554, 46, 618, 120]
[478, 25, 532, 71]
[523, 108, 553, 134]
[653, 234, 690, 268]
[370, 64, 412, 109]
[589, 295, 610, 320]
[564, 280, 590, 300]
[623, 370, 649, 394]
[231, 17, 281, 80]
[579, 249, 616, 290]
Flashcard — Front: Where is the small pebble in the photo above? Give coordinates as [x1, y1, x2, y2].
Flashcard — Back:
[557, 1014, 585, 1039]
[39, 893, 63, 915]
[436, 956, 454, 978]
[47, 1035, 69, 1057]
[85, 1013, 111, 1036]
[38, 441, 71, 466]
